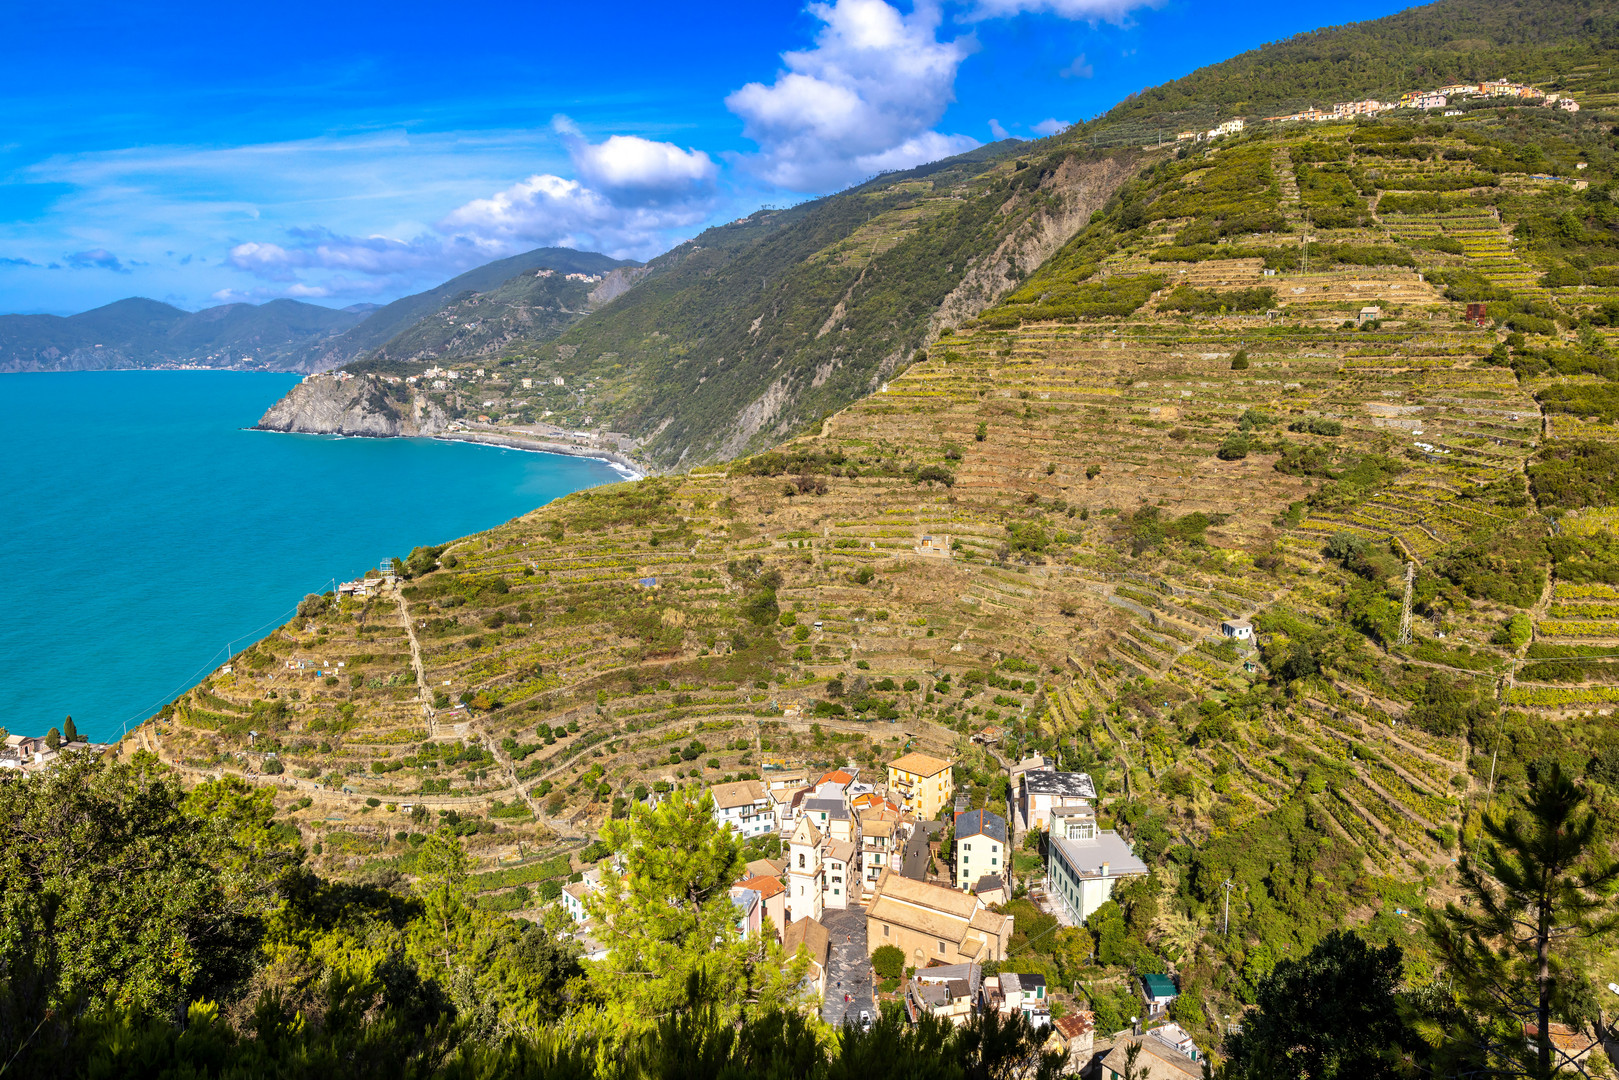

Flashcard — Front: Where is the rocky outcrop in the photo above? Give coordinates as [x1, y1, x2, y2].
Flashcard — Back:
[255, 374, 449, 436]
[587, 265, 651, 306]
[930, 154, 1136, 337]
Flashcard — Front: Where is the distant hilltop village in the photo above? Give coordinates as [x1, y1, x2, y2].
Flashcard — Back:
[1175, 77, 1579, 143]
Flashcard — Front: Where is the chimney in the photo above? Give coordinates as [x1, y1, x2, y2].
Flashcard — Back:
[1101, 862, 1110, 877]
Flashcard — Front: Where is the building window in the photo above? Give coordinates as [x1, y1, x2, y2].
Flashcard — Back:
[798, 853, 805, 868]
[883, 925, 890, 937]
[938, 941, 947, 954]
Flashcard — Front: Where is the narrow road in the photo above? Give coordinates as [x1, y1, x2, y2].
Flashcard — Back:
[821, 907, 875, 1028]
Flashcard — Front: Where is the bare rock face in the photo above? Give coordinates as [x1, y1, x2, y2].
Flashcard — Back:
[255, 374, 448, 436]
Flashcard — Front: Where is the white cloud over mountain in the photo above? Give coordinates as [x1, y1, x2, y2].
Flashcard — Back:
[725, 0, 978, 191]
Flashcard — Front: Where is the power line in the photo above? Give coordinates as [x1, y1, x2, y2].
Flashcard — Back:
[112, 580, 334, 737]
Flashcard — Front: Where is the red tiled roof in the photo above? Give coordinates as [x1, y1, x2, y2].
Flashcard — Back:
[818, 769, 855, 787]
[738, 874, 785, 899]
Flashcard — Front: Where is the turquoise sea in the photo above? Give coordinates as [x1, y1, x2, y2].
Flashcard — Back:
[1, 370, 622, 743]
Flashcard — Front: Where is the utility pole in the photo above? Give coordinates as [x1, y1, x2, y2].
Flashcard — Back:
[1398, 561, 1415, 646]
[1222, 878, 1234, 936]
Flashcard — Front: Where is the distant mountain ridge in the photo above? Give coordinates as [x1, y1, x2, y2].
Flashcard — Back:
[0, 247, 638, 375]
[0, 297, 365, 374]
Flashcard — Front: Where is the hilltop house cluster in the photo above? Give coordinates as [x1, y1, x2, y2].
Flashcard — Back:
[555, 745, 1185, 1069]
[1178, 77, 1579, 143]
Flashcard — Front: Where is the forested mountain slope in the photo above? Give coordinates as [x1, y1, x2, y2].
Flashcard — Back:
[1081, 0, 1619, 145]
[304, 246, 638, 371]
[300, 141, 1136, 467]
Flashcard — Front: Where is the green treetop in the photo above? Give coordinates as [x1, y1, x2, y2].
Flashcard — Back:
[581, 789, 807, 1039]
[1425, 765, 1619, 1080]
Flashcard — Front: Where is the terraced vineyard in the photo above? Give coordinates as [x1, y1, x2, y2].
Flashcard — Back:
[123, 104, 1619, 1010]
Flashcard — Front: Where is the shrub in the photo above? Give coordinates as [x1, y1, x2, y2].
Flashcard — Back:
[872, 944, 906, 979]
[1230, 350, 1249, 370]
[1216, 433, 1250, 461]
[1528, 441, 1619, 509]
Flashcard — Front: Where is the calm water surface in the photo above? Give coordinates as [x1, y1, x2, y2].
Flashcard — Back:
[0, 370, 622, 742]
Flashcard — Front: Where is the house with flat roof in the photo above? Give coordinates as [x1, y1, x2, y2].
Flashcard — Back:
[1019, 770, 1096, 832]
[986, 972, 1050, 1028]
[907, 963, 981, 1026]
[1046, 825, 1149, 924]
[954, 809, 1007, 892]
[888, 752, 954, 820]
[866, 869, 1013, 968]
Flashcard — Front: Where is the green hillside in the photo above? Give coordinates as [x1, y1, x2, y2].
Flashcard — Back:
[310, 246, 638, 370]
[351, 269, 605, 372]
[23, 4, 1619, 1077]
[1081, 0, 1619, 144]
[343, 139, 1137, 467]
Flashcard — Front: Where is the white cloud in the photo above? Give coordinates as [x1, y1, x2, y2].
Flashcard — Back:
[554, 116, 718, 205]
[988, 118, 1010, 139]
[1031, 118, 1071, 137]
[725, 0, 978, 192]
[965, 0, 1159, 23]
[1059, 53, 1094, 79]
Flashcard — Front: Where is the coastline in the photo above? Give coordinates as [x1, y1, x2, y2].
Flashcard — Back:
[251, 423, 651, 480]
[426, 429, 651, 480]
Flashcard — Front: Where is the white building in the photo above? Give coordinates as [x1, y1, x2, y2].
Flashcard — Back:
[824, 838, 856, 910]
[954, 809, 1007, 892]
[709, 780, 775, 838]
[1045, 806, 1149, 923]
[788, 817, 825, 924]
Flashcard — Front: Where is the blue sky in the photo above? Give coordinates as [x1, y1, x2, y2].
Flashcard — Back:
[0, 0, 1416, 314]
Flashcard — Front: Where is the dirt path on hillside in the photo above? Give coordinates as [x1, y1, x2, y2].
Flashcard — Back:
[396, 587, 436, 736]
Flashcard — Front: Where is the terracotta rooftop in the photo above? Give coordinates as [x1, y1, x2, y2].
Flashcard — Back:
[889, 752, 952, 776]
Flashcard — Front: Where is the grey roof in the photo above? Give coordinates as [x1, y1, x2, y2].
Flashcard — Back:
[1022, 770, 1096, 800]
[915, 962, 982, 996]
[973, 874, 1005, 894]
[956, 809, 1007, 843]
[804, 798, 850, 819]
[1049, 829, 1149, 880]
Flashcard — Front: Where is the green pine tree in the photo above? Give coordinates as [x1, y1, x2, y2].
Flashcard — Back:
[1424, 765, 1619, 1080]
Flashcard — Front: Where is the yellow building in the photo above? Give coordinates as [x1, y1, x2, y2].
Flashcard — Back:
[887, 751, 953, 820]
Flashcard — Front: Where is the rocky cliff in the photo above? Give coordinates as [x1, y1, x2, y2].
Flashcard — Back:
[255, 374, 448, 436]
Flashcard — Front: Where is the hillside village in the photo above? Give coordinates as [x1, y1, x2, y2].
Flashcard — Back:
[19, 2, 1619, 1072]
[551, 750, 1180, 1073]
